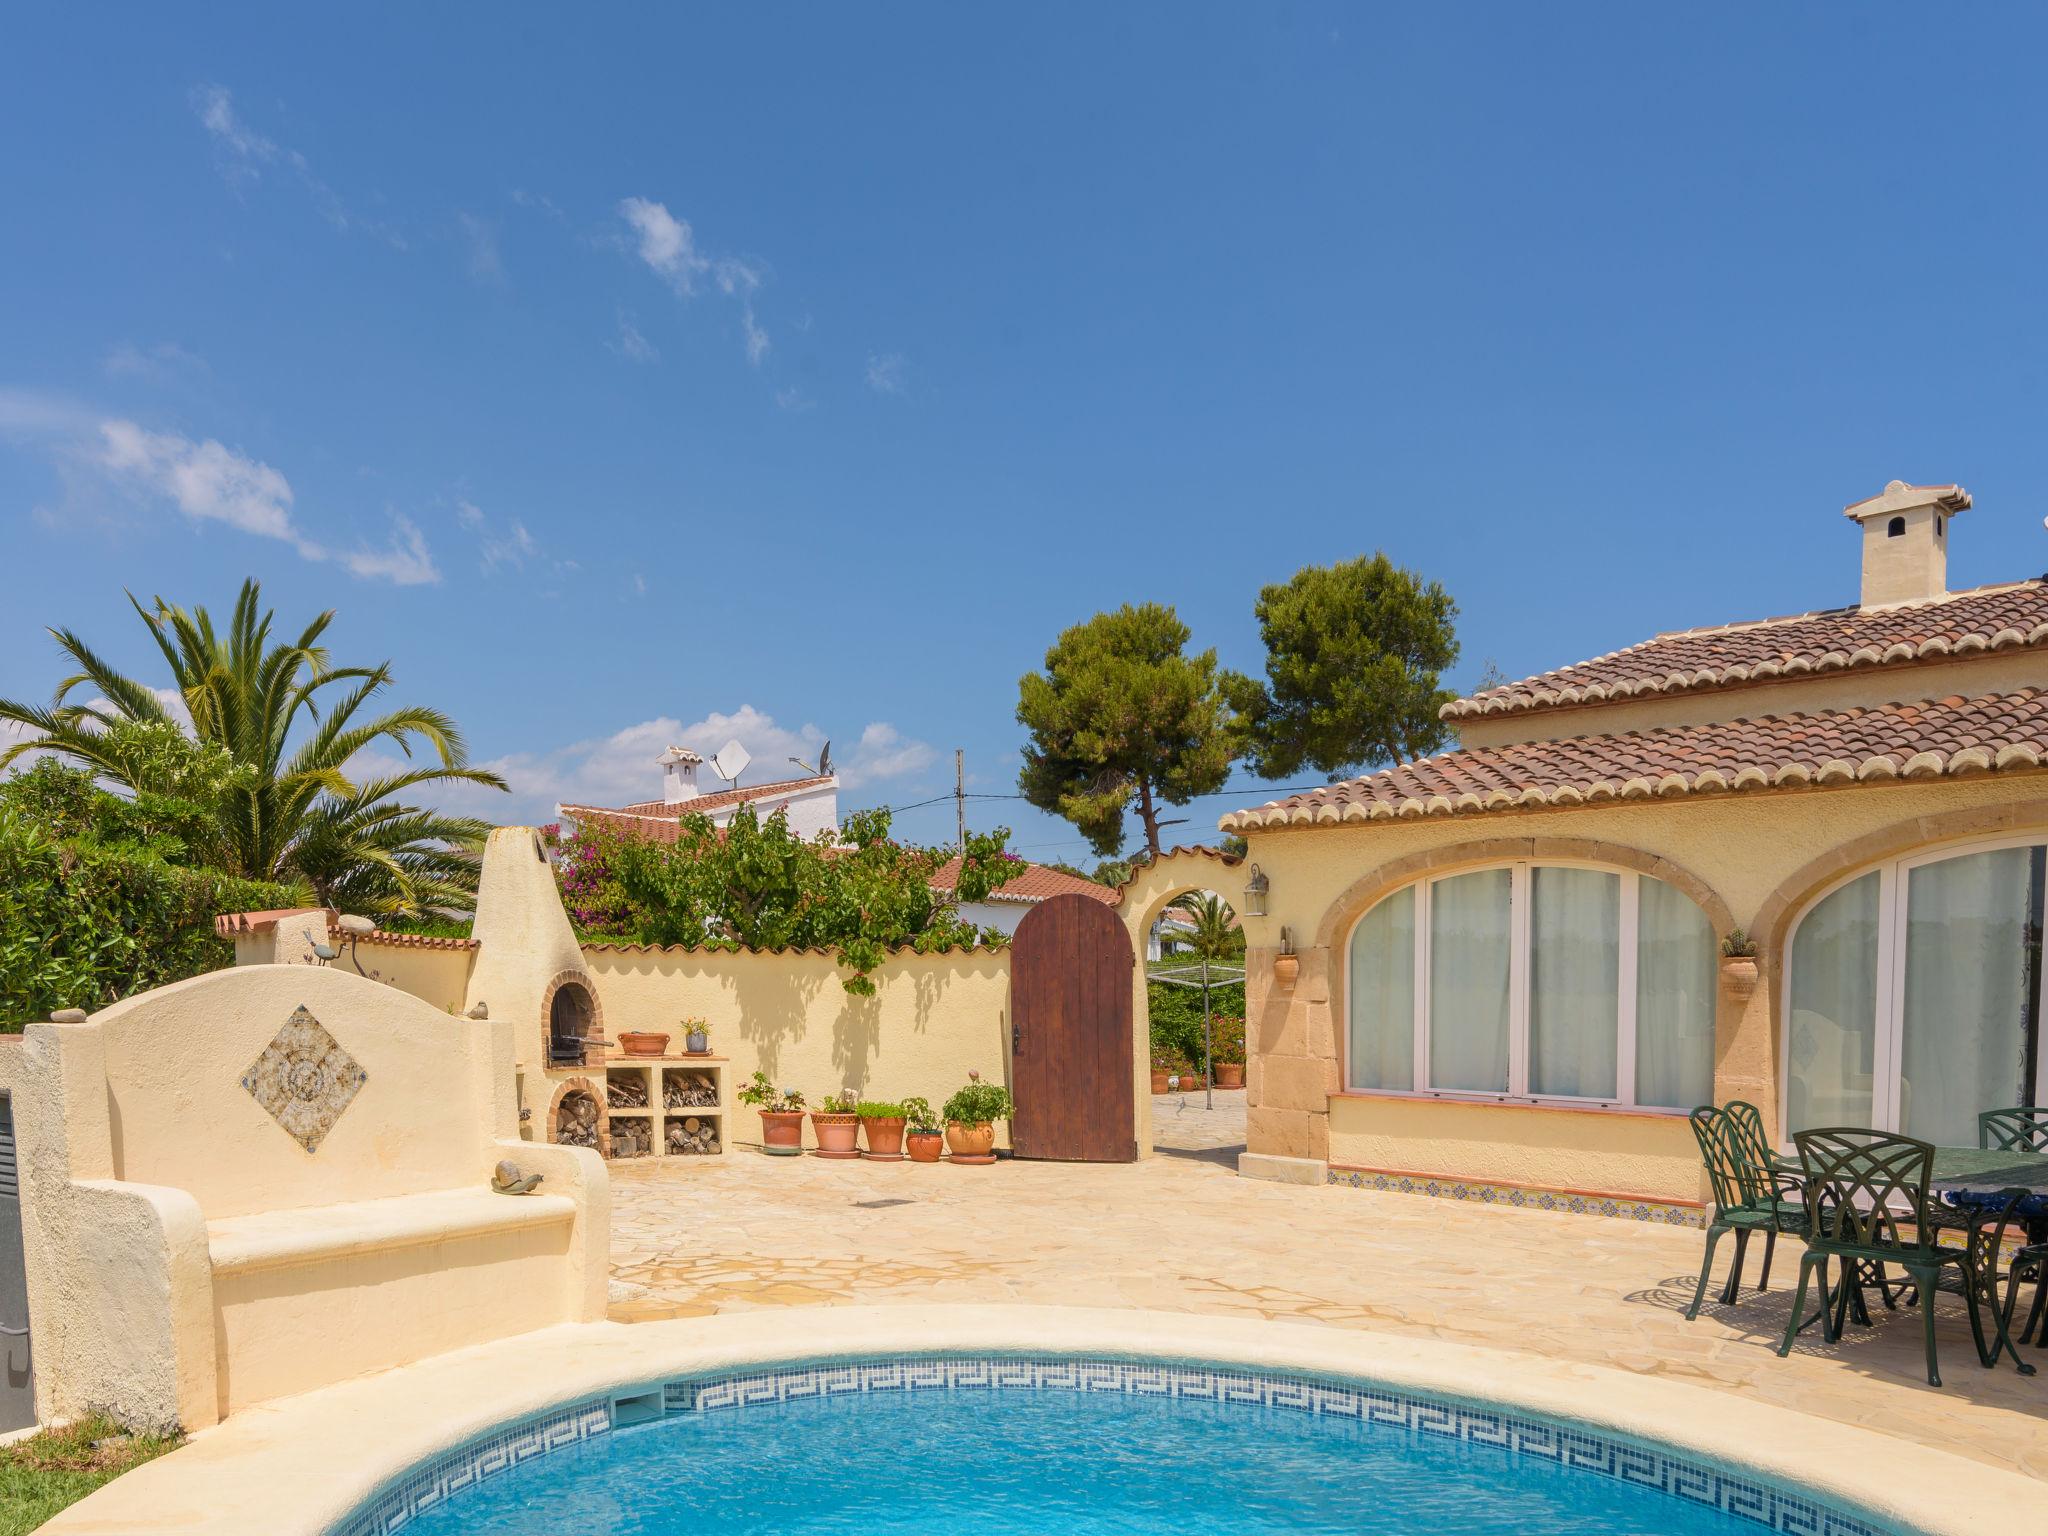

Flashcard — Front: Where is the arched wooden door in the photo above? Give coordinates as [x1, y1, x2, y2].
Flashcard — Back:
[1009, 893, 1136, 1162]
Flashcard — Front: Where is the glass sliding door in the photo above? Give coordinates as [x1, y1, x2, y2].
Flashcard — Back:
[1527, 867, 1619, 1098]
[1347, 887, 1416, 1091]
[1428, 869, 1513, 1093]
[1785, 872, 1880, 1134]
[1636, 875, 1717, 1109]
[1898, 847, 2035, 1146]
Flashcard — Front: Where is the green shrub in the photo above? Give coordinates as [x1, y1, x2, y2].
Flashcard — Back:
[856, 1100, 905, 1119]
[942, 1082, 1013, 1125]
[1146, 977, 1243, 1068]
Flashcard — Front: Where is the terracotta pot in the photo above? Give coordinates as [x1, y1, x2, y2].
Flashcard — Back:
[758, 1109, 805, 1155]
[946, 1120, 996, 1163]
[906, 1130, 944, 1163]
[1720, 955, 1760, 990]
[1151, 1070, 1171, 1094]
[1214, 1062, 1245, 1089]
[617, 1031, 670, 1057]
[1272, 954, 1299, 986]
[811, 1112, 862, 1159]
[862, 1115, 907, 1160]
[685, 1029, 709, 1054]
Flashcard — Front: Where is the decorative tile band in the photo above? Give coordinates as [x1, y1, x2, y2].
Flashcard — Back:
[1329, 1165, 1708, 1228]
[330, 1397, 612, 1536]
[333, 1356, 1887, 1536]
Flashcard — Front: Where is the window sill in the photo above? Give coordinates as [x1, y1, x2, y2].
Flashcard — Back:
[1329, 1090, 1691, 1123]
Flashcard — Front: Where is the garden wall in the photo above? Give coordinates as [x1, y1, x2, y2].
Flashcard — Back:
[578, 944, 1013, 1139]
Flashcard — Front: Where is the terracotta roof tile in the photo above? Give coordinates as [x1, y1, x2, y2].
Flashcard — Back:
[212, 909, 478, 950]
[929, 857, 1120, 906]
[1224, 688, 2048, 830]
[1443, 578, 2048, 722]
[560, 774, 836, 843]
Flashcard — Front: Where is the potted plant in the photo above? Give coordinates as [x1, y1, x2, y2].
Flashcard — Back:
[1720, 929, 1760, 994]
[942, 1076, 1013, 1165]
[812, 1090, 862, 1159]
[616, 1029, 670, 1057]
[858, 1099, 908, 1160]
[683, 1018, 711, 1055]
[1272, 927, 1299, 987]
[738, 1071, 806, 1155]
[1151, 1055, 1172, 1095]
[902, 1096, 943, 1163]
[1212, 1015, 1246, 1090]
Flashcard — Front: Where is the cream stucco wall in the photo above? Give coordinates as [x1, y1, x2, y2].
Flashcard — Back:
[14, 964, 607, 1432]
[579, 945, 1016, 1143]
[1237, 772, 2048, 1196]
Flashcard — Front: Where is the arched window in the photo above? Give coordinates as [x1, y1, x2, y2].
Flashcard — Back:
[1345, 864, 1716, 1110]
[1785, 839, 2047, 1146]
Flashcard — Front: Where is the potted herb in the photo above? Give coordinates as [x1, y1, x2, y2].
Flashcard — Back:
[738, 1071, 806, 1156]
[812, 1090, 862, 1159]
[683, 1018, 711, 1055]
[858, 1099, 908, 1161]
[942, 1076, 1013, 1165]
[1212, 1015, 1246, 1089]
[902, 1096, 943, 1163]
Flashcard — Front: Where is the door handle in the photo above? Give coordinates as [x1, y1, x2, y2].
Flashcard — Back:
[1012, 1018, 1022, 1056]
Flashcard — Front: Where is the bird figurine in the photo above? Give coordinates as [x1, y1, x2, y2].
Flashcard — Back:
[467, 1002, 489, 1020]
[491, 1159, 544, 1195]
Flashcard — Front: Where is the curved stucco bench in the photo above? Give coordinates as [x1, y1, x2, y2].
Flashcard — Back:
[206, 1189, 579, 1276]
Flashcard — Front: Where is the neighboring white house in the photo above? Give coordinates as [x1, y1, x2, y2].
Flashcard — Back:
[927, 856, 1121, 936]
[557, 745, 841, 844]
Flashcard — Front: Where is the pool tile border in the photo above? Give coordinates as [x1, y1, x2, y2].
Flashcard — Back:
[335, 1357, 1889, 1536]
[1329, 1165, 1709, 1227]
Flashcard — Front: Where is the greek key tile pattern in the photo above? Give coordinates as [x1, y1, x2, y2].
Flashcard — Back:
[1329, 1166, 1708, 1228]
[329, 1398, 612, 1536]
[333, 1359, 1889, 1536]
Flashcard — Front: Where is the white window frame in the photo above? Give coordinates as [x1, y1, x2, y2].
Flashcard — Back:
[1346, 859, 1700, 1115]
[1779, 833, 2048, 1147]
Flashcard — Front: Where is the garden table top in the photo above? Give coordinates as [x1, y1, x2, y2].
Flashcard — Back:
[1928, 1147, 2048, 1197]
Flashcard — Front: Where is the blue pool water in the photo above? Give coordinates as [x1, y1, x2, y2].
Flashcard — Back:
[384, 1366, 1878, 1536]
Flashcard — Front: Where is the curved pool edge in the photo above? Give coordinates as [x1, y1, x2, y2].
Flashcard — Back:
[39, 1305, 2038, 1536]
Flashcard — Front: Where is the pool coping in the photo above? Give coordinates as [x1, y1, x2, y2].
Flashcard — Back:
[39, 1305, 2042, 1535]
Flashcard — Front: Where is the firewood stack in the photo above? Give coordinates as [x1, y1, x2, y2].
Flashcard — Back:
[556, 1092, 599, 1150]
[662, 1070, 718, 1109]
[666, 1116, 719, 1154]
[609, 1121, 653, 1157]
[608, 1074, 651, 1109]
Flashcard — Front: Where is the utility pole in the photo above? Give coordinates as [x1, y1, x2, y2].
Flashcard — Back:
[955, 749, 966, 851]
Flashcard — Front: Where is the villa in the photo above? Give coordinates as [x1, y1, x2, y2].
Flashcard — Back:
[556, 744, 842, 843]
[1224, 480, 2048, 1218]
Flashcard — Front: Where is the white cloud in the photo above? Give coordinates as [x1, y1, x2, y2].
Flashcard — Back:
[865, 353, 907, 394]
[617, 197, 770, 365]
[774, 386, 812, 413]
[611, 311, 658, 363]
[632, 573, 647, 595]
[456, 212, 505, 285]
[193, 85, 406, 249]
[338, 515, 440, 586]
[422, 706, 935, 824]
[456, 498, 540, 573]
[104, 341, 210, 382]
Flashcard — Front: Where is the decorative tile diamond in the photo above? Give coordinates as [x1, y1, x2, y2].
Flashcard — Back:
[241, 1005, 366, 1153]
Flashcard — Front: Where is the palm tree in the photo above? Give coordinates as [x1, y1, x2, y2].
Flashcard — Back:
[1165, 891, 1244, 962]
[0, 581, 507, 917]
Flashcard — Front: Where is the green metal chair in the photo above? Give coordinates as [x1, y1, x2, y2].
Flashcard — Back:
[1979, 1107, 2048, 1153]
[1685, 1106, 1807, 1320]
[1776, 1128, 1986, 1387]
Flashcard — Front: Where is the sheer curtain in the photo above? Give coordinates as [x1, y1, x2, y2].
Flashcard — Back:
[1899, 847, 2034, 1146]
[1786, 872, 1880, 1134]
[1528, 868, 1619, 1098]
[1348, 889, 1415, 1090]
[1634, 875, 1716, 1109]
[1429, 869, 1512, 1092]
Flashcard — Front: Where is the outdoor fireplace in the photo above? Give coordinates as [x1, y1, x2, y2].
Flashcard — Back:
[540, 970, 605, 1068]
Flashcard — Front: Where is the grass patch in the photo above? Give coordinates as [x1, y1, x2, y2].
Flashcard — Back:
[0, 1415, 180, 1535]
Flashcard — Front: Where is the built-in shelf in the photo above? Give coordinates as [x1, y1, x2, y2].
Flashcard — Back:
[583, 1056, 728, 1159]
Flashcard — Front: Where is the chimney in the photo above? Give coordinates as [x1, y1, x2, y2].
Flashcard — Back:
[657, 746, 703, 805]
[1842, 480, 1969, 610]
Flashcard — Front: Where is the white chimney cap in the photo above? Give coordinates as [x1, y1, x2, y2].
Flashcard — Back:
[1842, 481, 1970, 522]
[657, 746, 705, 766]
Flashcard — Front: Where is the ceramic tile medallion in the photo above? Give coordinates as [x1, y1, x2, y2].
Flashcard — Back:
[241, 1004, 367, 1153]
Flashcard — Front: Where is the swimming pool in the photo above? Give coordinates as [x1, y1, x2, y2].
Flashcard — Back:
[335, 1357, 1902, 1535]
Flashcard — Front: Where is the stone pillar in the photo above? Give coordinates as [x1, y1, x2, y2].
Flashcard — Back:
[1240, 942, 1335, 1186]
[1714, 955, 1776, 1131]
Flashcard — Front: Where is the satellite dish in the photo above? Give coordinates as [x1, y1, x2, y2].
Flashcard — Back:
[817, 739, 832, 777]
[709, 738, 751, 786]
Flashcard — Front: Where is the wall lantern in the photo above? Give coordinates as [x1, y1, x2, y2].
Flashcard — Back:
[1242, 864, 1269, 917]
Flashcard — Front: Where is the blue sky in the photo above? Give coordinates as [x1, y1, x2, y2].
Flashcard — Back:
[4, 7, 2047, 862]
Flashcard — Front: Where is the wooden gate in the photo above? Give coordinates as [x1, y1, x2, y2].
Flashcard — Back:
[1009, 893, 1137, 1162]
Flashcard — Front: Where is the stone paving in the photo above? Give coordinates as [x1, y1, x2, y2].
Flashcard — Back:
[607, 1089, 2048, 1479]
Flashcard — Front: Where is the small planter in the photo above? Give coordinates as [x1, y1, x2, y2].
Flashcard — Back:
[946, 1121, 997, 1165]
[811, 1112, 862, 1159]
[862, 1115, 907, 1161]
[1214, 1062, 1245, 1090]
[1272, 953, 1299, 986]
[758, 1109, 805, 1155]
[1151, 1070, 1171, 1094]
[684, 1028, 709, 1054]
[617, 1031, 670, 1057]
[906, 1130, 944, 1163]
